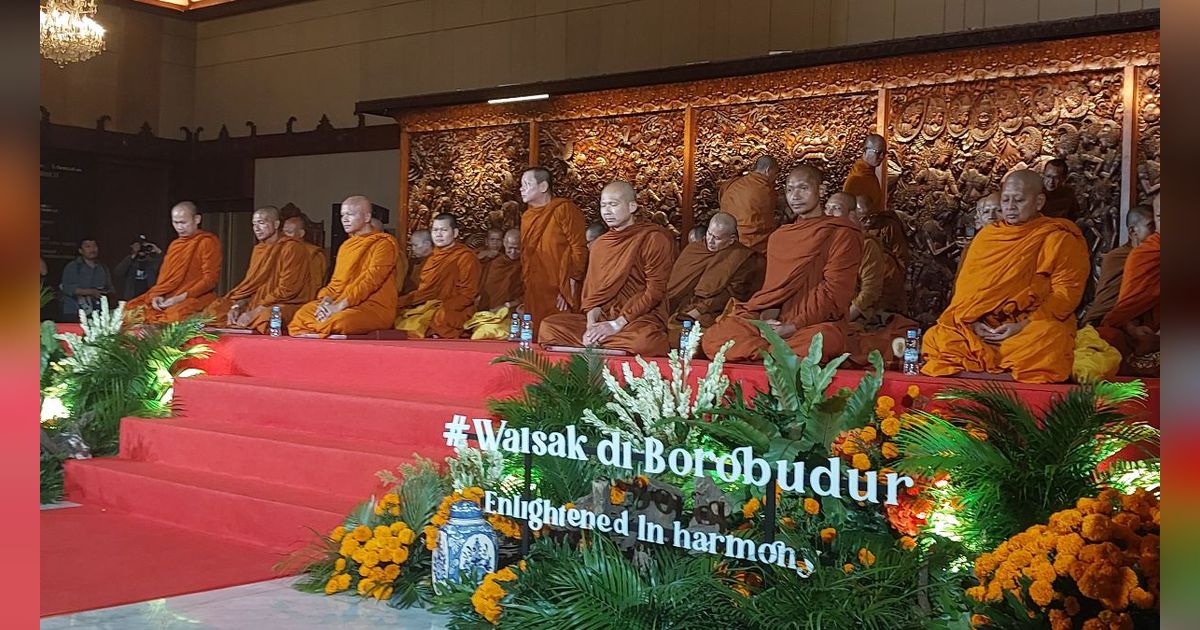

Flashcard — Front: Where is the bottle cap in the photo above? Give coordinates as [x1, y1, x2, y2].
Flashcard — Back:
[522, 313, 531, 320]
[682, 320, 692, 327]
[906, 328, 919, 338]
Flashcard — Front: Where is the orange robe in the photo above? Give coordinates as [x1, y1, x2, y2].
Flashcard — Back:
[521, 197, 588, 333]
[205, 239, 282, 321]
[302, 241, 328, 289]
[288, 231, 398, 337]
[666, 240, 764, 349]
[396, 242, 482, 338]
[1097, 233, 1160, 359]
[540, 222, 675, 356]
[477, 255, 523, 311]
[718, 172, 777, 252]
[242, 237, 325, 334]
[1081, 245, 1131, 326]
[921, 217, 1089, 383]
[843, 159, 883, 214]
[402, 257, 426, 295]
[388, 233, 410, 294]
[127, 230, 221, 323]
[862, 210, 910, 271]
[847, 234, 916, 367]
[701, 216, 863, 362]
[1042, 186, 1083, 222]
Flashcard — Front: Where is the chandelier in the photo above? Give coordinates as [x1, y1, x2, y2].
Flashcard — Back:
[40, 0, 107, 67]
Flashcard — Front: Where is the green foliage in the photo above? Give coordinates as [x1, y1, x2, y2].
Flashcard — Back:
[46, 316, 214, 454]
[40, 450, 66, 504]
[40, 320, 65, 389]
[488, 348, 614, 437]
[383, 456, 452, 530]
[895, 381, 1158, 552]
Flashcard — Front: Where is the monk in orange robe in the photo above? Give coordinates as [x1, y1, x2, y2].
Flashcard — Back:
[921, 170, 1089, 383]
[395, 213, 482, 338]
[826, 193, 915, 366]
[540, 181, 675, 356]
[1082, 205, 1154, 326]
[127, 201, 222, 323]
[477, 229, 523, 311]
[718, 155, 779, 252]
[519, 167, 588, 333]
[1096, 196, 1160, 368]
[282, 215, 328, 290]
[288, 196, 398, 337]
[477, 229, 504, 264]
[667, 212, 763, 350]
[206, 206, 285, 325]
[702, 166, 863, 362]
[586, 223, 607, 250]
[843, 134, 886, 214]
[853, 195, 909, 274]
[372, 218, 410, 295]
[402, 230, 432, 294]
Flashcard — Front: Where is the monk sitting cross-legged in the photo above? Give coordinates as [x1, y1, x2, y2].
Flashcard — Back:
[127, 201, 221, 324]
[231, 212, 326, 335]
[288, 195, 398, 337]
[372, 217, 409, 295]
[282, 215, 329, 290]
[205, 206, 285, 326]
[540, 181, 675, 356]
[519, 167, 588, 334]
[666, 212, 764, 351]
[718, 155, 780, 252]
[403, 230, 433, 294]
[1095, 194, 1160, 374]
[395, 213, 481, 339]
[701, 166, 864, 363]
[921, 170, 1090, 383]
[477, 229, 523, 312]
[1081, 204, 1155, 326]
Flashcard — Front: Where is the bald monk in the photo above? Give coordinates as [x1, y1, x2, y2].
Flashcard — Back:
[477, 229, 523, 311]
[586, 223, 608, 250]
[844, 134, 886, 214]
[477, 229, 504, 263]
[688, 225, 707, 244]
[921, 170, 1089, 383]
[540, 181, 675, 356]
[519, 167, 588, 332]
[701, 166, 863, 362]
[282, 215, 328, 289]
[230, 212, 326, 334]
[206, 206, 285, 325]
[667, 212, 764, 350]
[127, 201, 221, 323]
[1082, 205, 1155, 326]
[952, 193, 1002, 273]
[1096, 196, 1160, 370]
[855, 193, 909, 274]
[288, 196, 398, 337]
[1041, 158, 1083, 222]
[371, 218, 410, 294]
[395, 213, 482, 338]
[827, 193, 915, 366]
[402, 230, 433, 294]
[718, 155, 780, 252]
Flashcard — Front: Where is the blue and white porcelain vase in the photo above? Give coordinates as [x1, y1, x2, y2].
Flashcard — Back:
[431, 500, 498, 592]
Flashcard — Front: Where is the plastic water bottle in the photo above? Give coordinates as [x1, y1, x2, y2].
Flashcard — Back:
[679, 320, 693, 351]
[519, 314, 533, 351]
[508, 311, 520, 342]
[902, 328, 921, 375]
[269, 305, 282, 337]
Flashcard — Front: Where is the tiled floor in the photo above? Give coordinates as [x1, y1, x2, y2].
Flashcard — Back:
[40, 578, 449, 630]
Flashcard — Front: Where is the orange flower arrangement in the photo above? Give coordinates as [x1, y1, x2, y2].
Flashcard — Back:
[325, 517, 416, 600]
[967, 488, 1159, 628]
[470, 563, 524, 625]
[429, 486, 526, 543]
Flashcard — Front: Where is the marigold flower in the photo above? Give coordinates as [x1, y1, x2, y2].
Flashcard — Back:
[324, 578, 340, 595]
[610, 486, 627, 505]
[803, 498, 820, 515]
[820, 528, 837, 543]
[1029, 579, 1056, 606]
[329, 525, 346, 542]
[876, 396, 895, 411]
[899, 536, 917, 551]
[462, 487, 485, 503]
[880, 417, 901, 437]
[1130, 586, 1154, 609]
[881, 442, 899, 459]
[858, 548, 876, 567]
[742, 496, 761, 519]
[351, 525, 372, 543]
[842, 563, 854, 574]
[841, 440, 861, 455]
[1081, 513, 1114, 542]
[851, 453, 871, 471]
[334, 558, 346, 572]
[423, 525, 439, 551]
[1048, 609, 1072, 630]
[780, 516, 796, 529]
[969, 614, 990, 628]
[906, 385, 921, 398]
[965, 585, 985, 602]
[357, 579, 376, 595]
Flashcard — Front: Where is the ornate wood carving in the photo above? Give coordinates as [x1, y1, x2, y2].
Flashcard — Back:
[407, 124, 529, 247]
[1136, 65, 1160, 202]
[888, 70, 1125, 323]
[692, 93, 877, 224]
[538, 113, 686, 235]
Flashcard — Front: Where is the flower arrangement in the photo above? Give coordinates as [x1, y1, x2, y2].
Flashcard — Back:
[427, 486, 525, 547]
[325, 505, 417, 600]
[967, 488, 1159, 629]
[469, 562, 525, 624]
[446, 445, 506, 492]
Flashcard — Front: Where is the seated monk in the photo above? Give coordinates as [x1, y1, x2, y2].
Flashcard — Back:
[718, 155, 780, 252]
[540, 181, 674, 356]
[395, 213, 482, 338]
[205, 206, 285, 325]
[701, 166, 863, 362]
[477, 229, 523, 311]
[519, 167, 588, 331]
[477, 229, 504, 263]
[402, 229, 433, 294]
[1082, 205, 1155, 326]
[282, 214, 329, 289]
[1041, 158, 1083, 222]
[921, 170, 1089, 383]
[127, 201, 221, 323]
[854, 195, 909, 274]
[372, 217, 410, 294]
[227, 214, 325, 334]
[826, 193, 916, 366]
[1095, 195, 1160, 373]
[688, 225, 707, 244]
[844, 134, 886, 214]
[667, 212, 764, 350]
[585, 223, 607, 250]
[288, 195, 398, 337]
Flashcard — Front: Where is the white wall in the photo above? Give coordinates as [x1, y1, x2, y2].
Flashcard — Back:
[253, 150, 400, 247]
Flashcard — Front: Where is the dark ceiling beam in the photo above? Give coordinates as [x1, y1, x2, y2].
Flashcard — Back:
[356, 8, 1159, 118]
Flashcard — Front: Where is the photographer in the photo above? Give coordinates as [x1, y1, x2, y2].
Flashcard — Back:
[114, 235, 163, 301]
[59, 238, 114, 319]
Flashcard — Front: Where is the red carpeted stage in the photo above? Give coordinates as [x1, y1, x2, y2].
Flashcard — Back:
[45, 332, 1160, 615]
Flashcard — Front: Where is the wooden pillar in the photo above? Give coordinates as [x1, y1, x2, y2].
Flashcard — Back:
[398, 124, 410, 244]
[681, 105, 697, 237]
[1119, 65, 1137, 245]
[876, 88, 889, 210]
[528, 120, 539, 166]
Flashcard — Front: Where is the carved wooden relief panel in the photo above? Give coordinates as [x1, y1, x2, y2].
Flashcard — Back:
[407, 124, 529, 246]
[538, 113, 686, 234]
[888, 71, 1124, 324]
[1136, 65, 1160, 203]
[692, 93, 877, 223]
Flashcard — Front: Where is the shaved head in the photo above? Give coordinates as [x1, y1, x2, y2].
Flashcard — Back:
[340, 195, 373, 236]
[705, 212, 738, 252]
[251, 206, 282, 242]
[485, 228, 504, 252]
[1127, 204, 1155, 246]
[410, 229, 433, 258]
[785, 165, 823, 220]
[503, 229, 520, 260]
[975, 192, 1001, 230]
[283, 215, 308, 239]
[824, 192, 856, 219]
[863, 134, 886, 167]
[602, 180, 636, 203]
[599, 181, 638, 231]
[171, 201, 201, 237]
[754, 155, 780, 179]
[1000, 170, 1045, 226]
